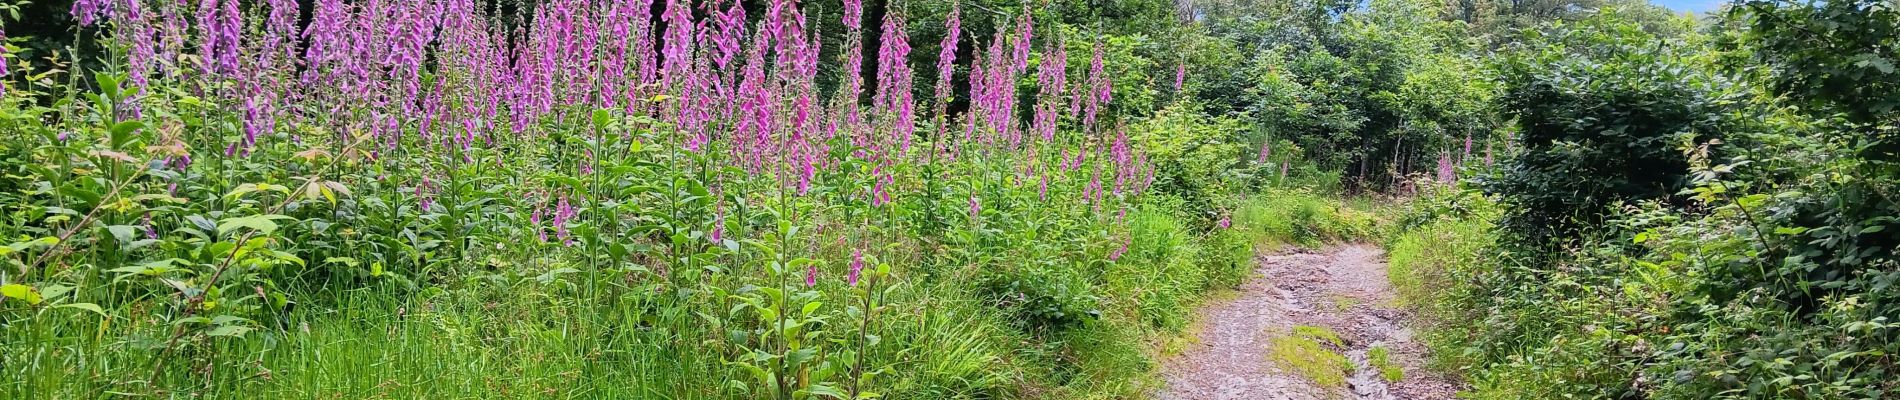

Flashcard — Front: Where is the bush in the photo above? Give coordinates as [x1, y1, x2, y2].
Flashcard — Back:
[1484, 12, 1745, 257]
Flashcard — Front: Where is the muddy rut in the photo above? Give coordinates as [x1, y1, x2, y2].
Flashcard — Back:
[1157, 245, 1461, 400]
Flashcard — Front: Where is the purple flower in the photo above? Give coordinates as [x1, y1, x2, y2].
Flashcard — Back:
[1258, 141, 1272, 163]
[1081, 42, 1109, 131]
[70, 0, 112, 26]
[143, 213, 158, 240]
[968, 194, 981, 219]
[1039, 174, 1049, 201]
[805, 264, 819, 287]
[198, 0, 241, 77]
[844, 0, 864, 28]
[710, 211, 725, 243]
[848, 249, 865, 286]
[1436, 152, 1456, 183]
[1011, 14, 1033, 74]
[554, 195, 574, 245]
[1, 26, 8, 97]
[1175, 63, 1187, 92]
[933, 3, 962, 141]
[874, 10, 915, 153]
[1033, 40, 1068, 142]
[1108, 237, 1128, 261]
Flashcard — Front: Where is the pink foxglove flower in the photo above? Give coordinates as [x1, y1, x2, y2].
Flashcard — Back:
[70, 0, 112, 26]
[1, 27, 9, 96]
[1437, 152, 1456, 182]
[848, 249, 865, 286]
[969, 194, 981, 219]
[805, 264, 819, 287]
[1175, 63, 1187, 91]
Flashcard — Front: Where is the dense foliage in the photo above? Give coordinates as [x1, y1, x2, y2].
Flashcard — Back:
[0, 0, 1431, 398]
[1389, 0, 1900, 399]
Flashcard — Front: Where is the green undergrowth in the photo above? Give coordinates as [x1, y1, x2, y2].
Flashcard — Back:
[1231, 189, 1388, 250]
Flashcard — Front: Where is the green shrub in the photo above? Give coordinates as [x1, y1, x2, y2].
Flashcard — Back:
[1199, 229, 1256, 290]
[976, 262, 1104, 335]
[1485, 10, 1747, 258]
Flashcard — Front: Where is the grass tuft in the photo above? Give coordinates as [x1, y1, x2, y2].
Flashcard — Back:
[1269, 325, 1354, 387]
[1368, 345, 1403, 382]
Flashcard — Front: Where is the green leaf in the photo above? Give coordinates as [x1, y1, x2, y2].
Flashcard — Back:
[205, 325, 253, 337]
[1, 284, 42, 305]
[217, 215, 288, 235]
[108, 120, 146, 150]
[107, 225, 140, 244]
[592, 109, 612, 129]
[54, 303, 107, 317]
[1857, 55, 1895, 74]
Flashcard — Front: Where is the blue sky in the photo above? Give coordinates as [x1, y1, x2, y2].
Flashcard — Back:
[1648, 0, 1728, 14]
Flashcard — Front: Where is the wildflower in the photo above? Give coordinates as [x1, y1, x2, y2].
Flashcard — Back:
[1039, 174, 1049, 201]
[1108, 237, 1128, 261]
[1175, 63, 1187, 92]
[875, 10, 915, 153]
[1436, 152, 1455, 182]
[848, 249, 865, 286]
[0, 26, 8, 96]
[710, 211, 725, 243]
[554, 195, 574, 245]
[935, 3, 962, 102]
[198, 0, 241, 77]
[806, 264, 819, 287]
[968, 194, 981, 219]
[531, 204, 547, 242]
[70, 0, 112, 26]
[1011, 13, 1034, 74]
[844, 0, 864, 28]
[1081, 42, 1109, 131]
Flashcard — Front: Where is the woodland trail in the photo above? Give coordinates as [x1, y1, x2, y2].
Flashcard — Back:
[1157, 245, 1461, 400]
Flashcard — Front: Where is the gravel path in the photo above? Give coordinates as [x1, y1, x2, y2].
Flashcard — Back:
[1156, 245, 1461, 400]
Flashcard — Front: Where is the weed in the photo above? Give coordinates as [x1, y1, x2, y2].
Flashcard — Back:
[1368, 345, 1403, 382]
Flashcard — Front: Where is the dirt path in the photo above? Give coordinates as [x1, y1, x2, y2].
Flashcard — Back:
[1157, 245, 1461, 400]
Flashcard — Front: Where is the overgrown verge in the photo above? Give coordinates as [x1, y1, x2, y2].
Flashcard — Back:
[1386, 3, 1900, 398]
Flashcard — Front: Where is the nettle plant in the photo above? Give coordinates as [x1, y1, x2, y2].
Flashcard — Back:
[1, 0, 1164, 397]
